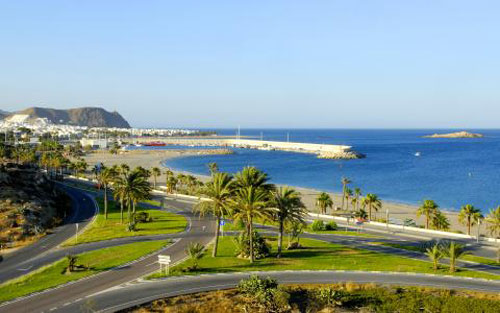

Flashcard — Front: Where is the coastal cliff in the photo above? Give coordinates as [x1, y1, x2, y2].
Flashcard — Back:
[423, 131, 483, 139]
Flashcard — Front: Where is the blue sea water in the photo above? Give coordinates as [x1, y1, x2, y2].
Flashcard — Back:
[163, 129, 500, 213]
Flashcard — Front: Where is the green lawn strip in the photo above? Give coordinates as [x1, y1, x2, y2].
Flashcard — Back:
[305, 229, 380, 238]
[0, 240, 169, 303]
[62, 197, 187, 246]
[147, 236, 499, 280]
[374, 242, 500, 267]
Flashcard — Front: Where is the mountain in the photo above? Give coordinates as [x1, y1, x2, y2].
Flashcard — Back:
[12, 107, 130, 128]
[0, 109, 8, 120]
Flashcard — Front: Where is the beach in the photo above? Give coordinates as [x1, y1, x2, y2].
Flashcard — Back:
[84, 150, 468, 234]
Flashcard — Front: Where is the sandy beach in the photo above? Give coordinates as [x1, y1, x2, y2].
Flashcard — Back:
[84, 150, 470, 234]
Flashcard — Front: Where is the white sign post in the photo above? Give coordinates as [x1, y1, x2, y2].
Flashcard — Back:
[158, 255, 171, 275]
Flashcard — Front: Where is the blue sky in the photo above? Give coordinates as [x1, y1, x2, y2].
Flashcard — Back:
[1, 1, 499, 128]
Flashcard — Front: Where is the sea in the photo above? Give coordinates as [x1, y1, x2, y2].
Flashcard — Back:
[160, 129, 500, 214]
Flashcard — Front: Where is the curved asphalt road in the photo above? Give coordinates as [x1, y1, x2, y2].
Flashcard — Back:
[57, 271, 500, 313]
[0, 197, 215, 313]
[0, 184, 97, 281]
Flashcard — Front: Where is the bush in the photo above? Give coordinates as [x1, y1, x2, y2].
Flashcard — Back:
[234, 231, 271, 260]
[325, 221, 338, 231]
[134, 212, 151, 223]
[311, 220, 326, 231]
[238, 275, 290, 312]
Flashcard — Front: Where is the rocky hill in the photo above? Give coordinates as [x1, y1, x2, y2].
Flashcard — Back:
[0, 110, 8, 120]
[423, 131, 483, 139]
[12, 107, 130, 128]
[0, 165, 71, 251]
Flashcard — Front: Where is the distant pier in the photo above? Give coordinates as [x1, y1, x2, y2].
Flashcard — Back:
[133, 138, 364, 159]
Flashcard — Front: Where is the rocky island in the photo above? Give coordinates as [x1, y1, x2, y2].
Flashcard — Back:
[423, 131, 483, 139]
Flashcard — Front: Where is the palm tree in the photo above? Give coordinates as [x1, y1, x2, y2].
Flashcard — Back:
[441, 241, 469, 273]
[426, 244, 443, 270]
[344, 188, 353, 211]
[115, 169, 152, 223]
[186, 242, 205, 270]
[234, 166, 274, 191]
[354, 187, 362, 211]
[458, 204, 482, 235]
[166, 176, 178, 193]
[112, 182, 126, 223]
[230, 186, 272, 263]
[354, 209, 368, 220]
[195, 172, 233, 257]
[151, 167, 161, 189]
[270, 187, 306, 258]
[207, 162, 218, 175]
[431, 210, 450, 231]
[485, 206, 500, 262]
[316, 192, 333, 215]
[98, 167, 117, 219]
[361, 193, 381, 220]
[119, 163, 130, 176]
[417, 199, 439, 229]
[341, 177, 351, 211]
[164, 168, 173, 184]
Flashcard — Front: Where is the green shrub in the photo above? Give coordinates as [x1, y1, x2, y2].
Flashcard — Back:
[134, 212, 150, 223]
[238, 275, 290, 312]
[233, 231, 271, 259]
[325, 221, 338, 231]
[311, 220, 326, 231]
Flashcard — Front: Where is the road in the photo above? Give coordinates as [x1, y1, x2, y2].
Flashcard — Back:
[0, 197, 215, 313]
[57, 271, 500, 312]
[0, 184, 97, 281]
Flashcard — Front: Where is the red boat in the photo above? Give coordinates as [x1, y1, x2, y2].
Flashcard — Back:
[143, 141, 166, 147]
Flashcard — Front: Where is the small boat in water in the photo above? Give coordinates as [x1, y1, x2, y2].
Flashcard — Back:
[414, 152, 421, 157]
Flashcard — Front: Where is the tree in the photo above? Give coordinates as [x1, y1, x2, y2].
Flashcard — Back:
[315, 192, 333, 215]
[485, 206, 500, 262]
[353, 187, 362, 211]
[166, 176, 178, 193]
[361, 193, 381, 220]
[431, 210, 450, 231]
[231, 186, 272, 263]
[344, 188, 353, 211]
[195, 172, 233, 257]
[341, 177, 351, 211]
[441, 241, 469, 273]
[234, 166, 274, 191]
[114, 168, 152, 224]
[164, 168, 173, 185]
[65, 254, 78, 274]
[426, 244, 443, 270]
[270, 187, 306, 258]
[207, 162, 218, 174]
[151, 167, 161, 189]
[458, 204, 482, 235]
[186, 242, 205, 270]
[354, 209, 368, 220]
[98, 167, 117, 219]
[417, 199, 439, 229]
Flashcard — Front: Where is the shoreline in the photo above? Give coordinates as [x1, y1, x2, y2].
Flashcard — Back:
[84, 150, 469, 234]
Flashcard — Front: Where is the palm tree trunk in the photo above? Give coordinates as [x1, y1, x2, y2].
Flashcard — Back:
[249, 216, 254, 263]
[369, 204, 372, 220]
[104, 185, 108, 219]
[154, 176, 157, 189]
[341, 185, 345, 210]
[467, 218, 471, 235]
[127, 200, 131, 222]
[277, 220, 284, 258]
[426, 214, 429, 229]
[213, 216, 220, 257]
[120, 200, 124, 223]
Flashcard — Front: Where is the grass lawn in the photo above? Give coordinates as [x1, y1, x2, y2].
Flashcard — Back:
[374, 242, 500, 267]
[305, 229, 380, 238]
[62, 197, 187, 246]
[0, 240, 169, 303]
[148, 236, 499, 280]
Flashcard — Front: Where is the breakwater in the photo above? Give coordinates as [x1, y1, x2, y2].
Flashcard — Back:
[134, 138, 363, 159]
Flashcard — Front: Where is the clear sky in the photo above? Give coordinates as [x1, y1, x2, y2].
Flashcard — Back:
[1, 1, 499, 128]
